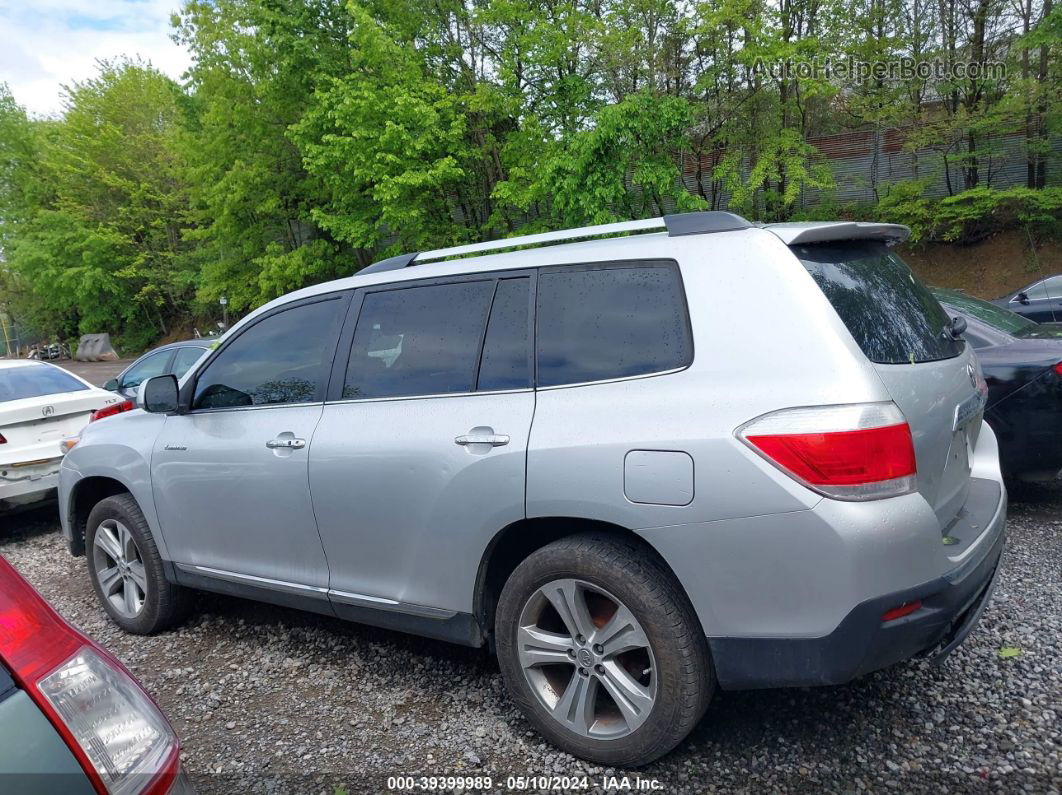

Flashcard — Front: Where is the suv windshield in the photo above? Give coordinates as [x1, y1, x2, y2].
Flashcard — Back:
[0, 365, 89, 402]
[926, 288, 1060, 340]
[793, 241, 962, 364]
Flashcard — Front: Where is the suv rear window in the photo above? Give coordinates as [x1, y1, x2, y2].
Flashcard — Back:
[793, 241, 962, 364]
[536, 262, 692, 387]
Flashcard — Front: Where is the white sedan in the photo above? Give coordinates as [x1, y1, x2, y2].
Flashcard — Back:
[1, 360, 124, 511]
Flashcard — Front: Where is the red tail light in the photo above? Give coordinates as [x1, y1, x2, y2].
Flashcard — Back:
[881, 600, 922, 622]
[0, 432, 6, 444]
[0, 556, 181, 794]
[1054, 361, 1062, 377]
[90, 399, 135, 422]
[737, 402, 917, 500]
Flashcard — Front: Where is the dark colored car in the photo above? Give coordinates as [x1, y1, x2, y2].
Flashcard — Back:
[933, 288, 1062, 480]
[0, 553, 191, 794]
[991, 274, 1062, 323]
[106, 341, 211, 400]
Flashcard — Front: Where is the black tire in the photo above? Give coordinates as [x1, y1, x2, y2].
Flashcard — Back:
[85, 493, 193, 634]
[495, 533, 714, 766]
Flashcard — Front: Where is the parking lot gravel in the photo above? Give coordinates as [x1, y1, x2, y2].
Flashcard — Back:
[1, 489, 1059, 794]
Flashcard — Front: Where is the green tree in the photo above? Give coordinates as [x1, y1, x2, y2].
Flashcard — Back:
[174, 0, 355, 312]
[1, 63, 194, 350]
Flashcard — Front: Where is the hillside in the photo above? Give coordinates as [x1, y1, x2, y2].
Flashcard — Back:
[903, 231, 1062, 299]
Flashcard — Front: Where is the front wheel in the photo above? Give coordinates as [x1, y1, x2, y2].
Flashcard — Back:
[86, 494, 192, 634]
[495, 534, 714, 766]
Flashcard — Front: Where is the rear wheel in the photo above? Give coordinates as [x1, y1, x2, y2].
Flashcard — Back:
[495, 534, 713, 766]
[86, 494, 192, 634]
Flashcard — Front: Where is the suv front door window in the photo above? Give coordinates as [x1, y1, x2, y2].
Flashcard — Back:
[151, 295, 348, 593]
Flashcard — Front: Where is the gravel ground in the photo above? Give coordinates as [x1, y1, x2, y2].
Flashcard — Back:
[0, 490, 1059, 795]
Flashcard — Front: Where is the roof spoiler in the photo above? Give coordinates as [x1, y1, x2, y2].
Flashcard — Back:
[764, 222, 911, 246]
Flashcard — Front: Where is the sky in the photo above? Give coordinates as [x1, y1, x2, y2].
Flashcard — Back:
[0, 0, 190, 117]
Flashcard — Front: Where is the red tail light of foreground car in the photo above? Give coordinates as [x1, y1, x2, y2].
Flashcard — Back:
[0, 555, 189, 794]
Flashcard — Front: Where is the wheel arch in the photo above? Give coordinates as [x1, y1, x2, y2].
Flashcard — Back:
[67, 475, 132, 556]
[473, 517, 691, 651]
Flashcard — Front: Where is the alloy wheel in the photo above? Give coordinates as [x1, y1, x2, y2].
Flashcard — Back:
[92, 519, 148, 618]
[517, 578, 657, 739]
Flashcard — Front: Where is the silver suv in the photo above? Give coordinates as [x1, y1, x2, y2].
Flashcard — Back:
[59, 212, 1006, 766]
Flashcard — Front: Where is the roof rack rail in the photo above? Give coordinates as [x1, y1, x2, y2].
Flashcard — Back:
[357, 211, 752, 275]
[357, 252, 419, 276]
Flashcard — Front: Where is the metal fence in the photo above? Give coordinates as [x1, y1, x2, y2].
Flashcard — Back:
[670, 128, 1062, 213]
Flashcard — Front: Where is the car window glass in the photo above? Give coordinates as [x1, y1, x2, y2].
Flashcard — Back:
[1021, 280, 1049, 300]
[171, 346, 208, 378]
[120, 351, 173, 390]
[794, 242, 961, 364]
[1043, 276, 1062, 299]
[478, 278, 531, 391]
[0, 366, 89, 402]
[536, 264, 692, 387]
[931, 290, 1035, 335]
[343, 280, 494, 399]
[193, 299, 343, 409]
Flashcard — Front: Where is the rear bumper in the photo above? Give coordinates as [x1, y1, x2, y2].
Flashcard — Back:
[0, 463, 60, 508]
[709, 482, 1007, 689]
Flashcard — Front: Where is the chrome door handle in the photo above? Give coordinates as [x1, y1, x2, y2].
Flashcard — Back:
[455, 433, 509, 447]
[266, 437, 306, 449]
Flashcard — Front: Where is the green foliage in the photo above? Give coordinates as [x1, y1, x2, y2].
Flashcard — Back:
[291, 4, 474, 254]
[1, 64, 195, 351]
[173, 0, 355, 314]
[878, 184, 1062, 243]
[533, 92, 707, 227]
[0, 0, 1058, 348]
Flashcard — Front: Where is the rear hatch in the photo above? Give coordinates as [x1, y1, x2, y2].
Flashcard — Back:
[792, 241, 984, 527]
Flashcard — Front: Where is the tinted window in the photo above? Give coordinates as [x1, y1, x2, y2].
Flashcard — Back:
[931, 289, 1035, 335]
[1044, 276, 1062, 299]
[536, 264, 691, 387]
[0, 366, 89, 402]
[171, 346, 208, 378]
[193, 298, 343, 409]
[343, 280, 493, 399]
[121, 351, 173, 390]
[794, 242, 962, 364]
[478, 278, 531, 391]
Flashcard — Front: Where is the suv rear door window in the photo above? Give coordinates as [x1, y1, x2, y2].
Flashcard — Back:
[171, 346, 208, 378]
[536, 263, 692, 387]
[192, 297, 345, 409]
[477, 278, 531, 391]
[793, 242, 962, 364]
[343, 280, 494, 399]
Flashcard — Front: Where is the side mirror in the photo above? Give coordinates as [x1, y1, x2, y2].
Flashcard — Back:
[948, 315, 967, 338]
[139, 375, 179, 414]
[1017, 292, 1029, 304]
[103, 378, 119, 391]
